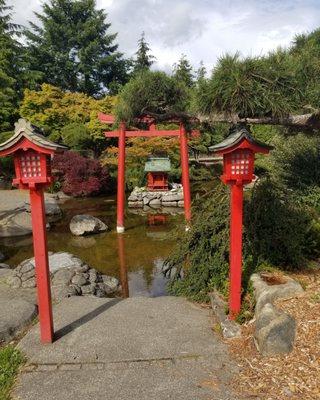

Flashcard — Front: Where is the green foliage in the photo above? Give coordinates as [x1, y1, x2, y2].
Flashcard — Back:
[0, 346, 25, 400]
[295, 186, 320, 214]
[173, 54, 194, 88]
[291, 29, 320, 108]
[0, 156, 13, 180]
[196, 61, 207, 82]
[165, 183, 230, 301]
[0, 1, 20, 131]
[133, 32, 155, 74]
[115, 70, 190, 123]
[195, 29, 320, 118]
[19, 83, 115, 155]
[165, 177, 320, 302]
[197, 51, 298, 118]
[24, 0, 129, 96]
[246, 178, 319, 269]
[61, 122, 91, 150]
[270, 134, 320, 191]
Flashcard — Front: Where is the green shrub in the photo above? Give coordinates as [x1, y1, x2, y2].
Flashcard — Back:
[271, 134, 320, 191]
[246, 178, 318, 269]
[165, 177, 320, 302]
[164, 183, 230, 301]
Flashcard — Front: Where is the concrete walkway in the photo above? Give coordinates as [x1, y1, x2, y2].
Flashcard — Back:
[14, 296, 240, 400]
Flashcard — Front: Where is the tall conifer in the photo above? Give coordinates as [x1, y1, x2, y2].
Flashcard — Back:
[24, 0, 128, 96]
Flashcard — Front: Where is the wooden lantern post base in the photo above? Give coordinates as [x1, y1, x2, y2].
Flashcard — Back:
[30, 188, 54, 343]
[229, 183, 244, 320]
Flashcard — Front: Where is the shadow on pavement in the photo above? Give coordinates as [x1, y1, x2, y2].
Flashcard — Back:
[54, 298, 121, 341]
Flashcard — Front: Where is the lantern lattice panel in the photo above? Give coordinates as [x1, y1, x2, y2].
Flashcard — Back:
[19, 152, 42, 178]
[230, 150, 251, 177]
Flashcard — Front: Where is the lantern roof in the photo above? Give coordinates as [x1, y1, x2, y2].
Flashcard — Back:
[145, 157, 171, 172]
[0, 119, 67, 156]
[209, 125, 273, 154]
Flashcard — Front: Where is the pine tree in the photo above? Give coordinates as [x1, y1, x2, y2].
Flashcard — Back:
[173, 54, 194, 88]
[24, 0, 129, 96]
[133, 32, 155, 74]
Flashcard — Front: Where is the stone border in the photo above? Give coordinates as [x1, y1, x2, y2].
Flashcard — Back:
[209, 291, 241, 339]
[128, 186, 184, 209]
[251, 273, 304, 355]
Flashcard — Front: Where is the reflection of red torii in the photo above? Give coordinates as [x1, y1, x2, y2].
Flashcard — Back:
[99, 112, 199, 233]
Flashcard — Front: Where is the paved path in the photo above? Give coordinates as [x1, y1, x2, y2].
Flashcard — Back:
[14, 296, 240, 400]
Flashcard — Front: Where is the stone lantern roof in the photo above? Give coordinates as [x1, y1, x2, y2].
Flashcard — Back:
[0, 119, 67, 154]
[144, 157, 171, 172]
[209, 125, 273, 153]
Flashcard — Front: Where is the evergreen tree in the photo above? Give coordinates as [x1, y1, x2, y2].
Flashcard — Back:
[24, 0, 129, 96]
[196, 61, 206, 82]
[0, 0, 23, 132]
[173, 54, 194, 88]
[133, 32, 155, 74]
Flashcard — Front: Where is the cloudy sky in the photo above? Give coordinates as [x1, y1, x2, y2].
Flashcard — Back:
[9, 0, 320, 73]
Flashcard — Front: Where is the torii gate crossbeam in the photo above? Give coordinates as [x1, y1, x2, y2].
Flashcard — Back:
[99, 113, 197, 233]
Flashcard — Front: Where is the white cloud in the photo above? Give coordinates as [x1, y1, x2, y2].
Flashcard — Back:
[9, 0, 320, 73]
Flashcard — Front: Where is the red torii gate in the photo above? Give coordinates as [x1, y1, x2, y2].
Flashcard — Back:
[99, 112, 198, 233]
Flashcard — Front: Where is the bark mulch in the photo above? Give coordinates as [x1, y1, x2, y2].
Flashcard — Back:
[228, 268, 320, 400]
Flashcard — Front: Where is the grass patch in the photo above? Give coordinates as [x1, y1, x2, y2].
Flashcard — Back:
[0, 346, 25, 400]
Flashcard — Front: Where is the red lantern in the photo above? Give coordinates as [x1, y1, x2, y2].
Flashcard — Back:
[0, 119, 66, 343]
[0, 119, 65, 189]
[210, 125, 273, 319]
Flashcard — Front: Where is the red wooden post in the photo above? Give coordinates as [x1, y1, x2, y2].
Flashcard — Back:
[30, 188, 54, 342]
[117, 235, 129, 298]
[117, 122, 126, 233]
[229, 183, 244, 319]
[179, 123, 192, 223]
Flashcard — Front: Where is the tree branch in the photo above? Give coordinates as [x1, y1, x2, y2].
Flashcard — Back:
[197, 111, 320, 130]
[136, 110, 320, 130]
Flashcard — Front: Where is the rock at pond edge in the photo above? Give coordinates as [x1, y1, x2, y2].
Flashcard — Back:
[70, 215, 108, 236]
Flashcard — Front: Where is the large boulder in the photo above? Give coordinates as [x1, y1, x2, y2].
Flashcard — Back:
[70, 215, 108, 236]
[255, 303, 296, 355]
[7, 252, 120, 301]
[251, 273, 303, 355]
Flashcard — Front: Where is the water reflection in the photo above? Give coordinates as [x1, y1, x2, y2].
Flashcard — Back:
[147, 214, 167, 226]
[117, 234, 129, 298]
[1, 195, 181, 298]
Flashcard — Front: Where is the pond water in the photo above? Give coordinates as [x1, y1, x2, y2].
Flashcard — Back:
[2, 196, 184, 297]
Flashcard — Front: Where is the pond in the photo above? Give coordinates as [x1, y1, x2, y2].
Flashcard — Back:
[2, 195, 184, 297]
